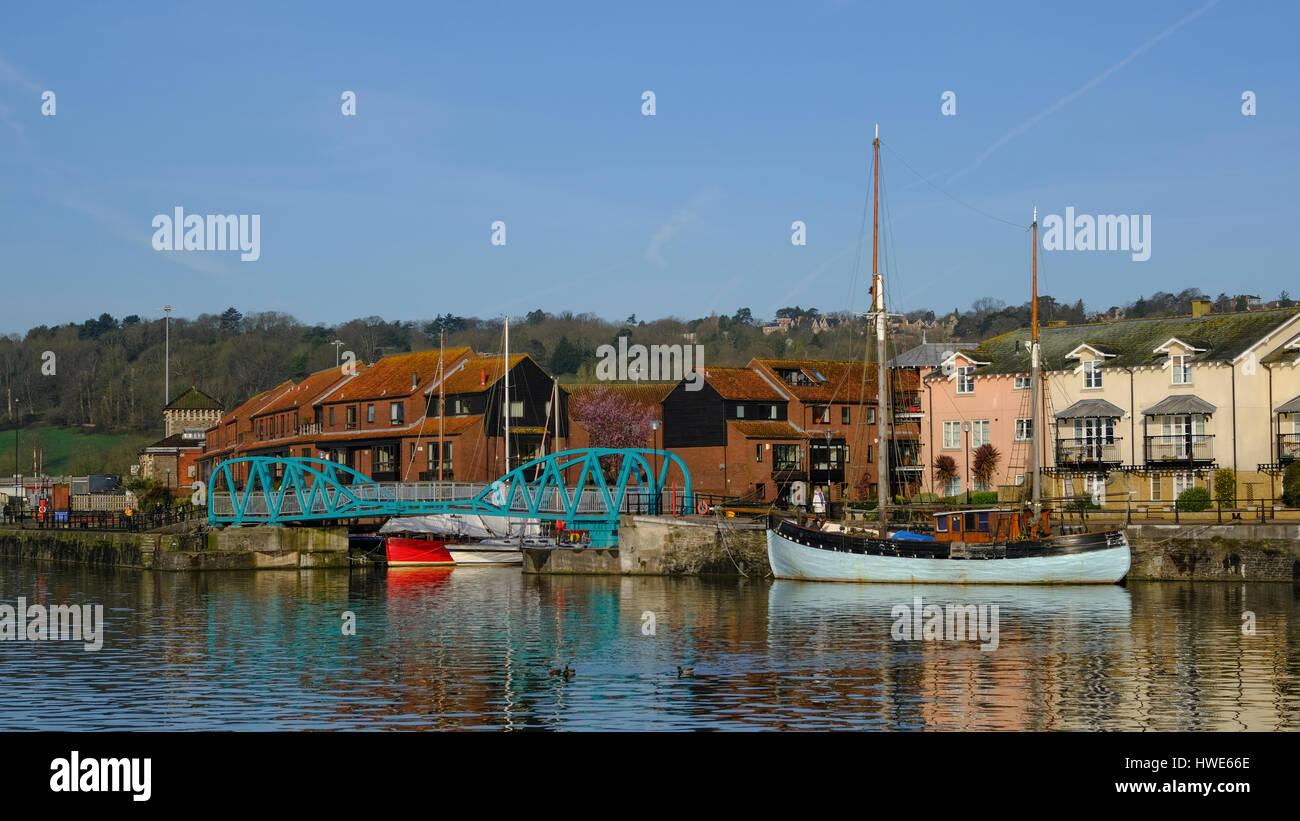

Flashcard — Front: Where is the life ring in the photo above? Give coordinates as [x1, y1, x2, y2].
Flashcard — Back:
[696, 500, 709, 515]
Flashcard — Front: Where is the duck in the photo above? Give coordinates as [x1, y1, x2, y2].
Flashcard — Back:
[562, 665, 576, 680]
[677, 665, 695, 677]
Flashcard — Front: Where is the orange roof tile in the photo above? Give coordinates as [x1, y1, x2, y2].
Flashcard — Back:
[702, 367, 785, 400]
[434, 354, 527, 395]
[326, 347, 472, 402]
[729, 421, 809, 439]
[750, 358, 918, 402]
[252, 367, 352, 418]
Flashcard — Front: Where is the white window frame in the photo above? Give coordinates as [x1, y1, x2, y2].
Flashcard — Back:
[943, 421, 961, 450]
[971, 420, 991, 447]
[1150, 474, 1162, 502]
[1083, 359, 1103, 389]
[956, 366, 975, 394]
[1015, 418, 1032, 441]
[1171, 355, 1192, 385]
[1014, 374, 1030, 390]
[944, 476, 962, 496]
[1173, 471, 1195, 497]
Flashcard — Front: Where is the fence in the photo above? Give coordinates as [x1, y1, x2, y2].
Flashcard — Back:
[6, 505, 202, 532]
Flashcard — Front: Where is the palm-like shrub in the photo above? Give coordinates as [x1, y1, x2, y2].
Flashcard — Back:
[932, 455, 958, 493]
[971, 444, 1001, 490]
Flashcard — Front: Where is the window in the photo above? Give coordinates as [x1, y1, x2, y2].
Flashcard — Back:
[766, 404, 778, 420]
[1084, 474, 1105, 505]
[329, 407, 335, 426]
[367, 404, 375, 423]
[390, 402, 404, 424]
[1015, 473, 1025, 486]
[1014, 374, 1030, 390]
[373, 445, 396, 473]
[755, 444, 763, 463]
[936, 516, 948, 533]
[1173, 472, 1195, 497]
[866, 445, 873, 463]
[1015, 418, 1032, 441]
[841, 406, 851, 425]
[1150, 475, 1162, 502]
[346, 406, 356, 429]
[734, 404, 745, 419]
[957, 366, 974, 394]
[452, 398, 471, 415]
[509, 400, 524, 420]
[812, 405, 830, 424]
[1171, 355, 1191, 384]
[773, 444, 801, 471]
[943, 421, 961, 449]
[1083, 360, 1103, 389]
[428, 442, 452, 472]
[971, 420, 990, 447]
[867, 407, 877, 424]
[945, 477, 962, 496]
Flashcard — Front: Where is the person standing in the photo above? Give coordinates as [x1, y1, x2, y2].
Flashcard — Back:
[812, 486, 826, 517]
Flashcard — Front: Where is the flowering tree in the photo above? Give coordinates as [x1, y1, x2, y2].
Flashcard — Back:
[569, 387, 656, 478]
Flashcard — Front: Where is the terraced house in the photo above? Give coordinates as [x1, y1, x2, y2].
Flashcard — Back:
[197, 347, 570, 486]
[921, 300, 1300, 506]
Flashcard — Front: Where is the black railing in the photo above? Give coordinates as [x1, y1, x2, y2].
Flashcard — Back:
[1056, 436, 1123, 465]
[1279, 433, 1300, 464]
[1144, 434, 1214, 463]
[9, 506, 204, 532]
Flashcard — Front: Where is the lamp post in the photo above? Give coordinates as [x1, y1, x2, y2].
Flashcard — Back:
[962, 421, 972, 504]
[163, 305, 173, 407]
[332, 339, 345, 368]
[12, 399, 19, 503]
[650, 420, 661, 514]
[823, 428, 834, 501]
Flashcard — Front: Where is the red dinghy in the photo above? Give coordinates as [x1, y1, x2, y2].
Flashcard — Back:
[384, 536, 454, 566]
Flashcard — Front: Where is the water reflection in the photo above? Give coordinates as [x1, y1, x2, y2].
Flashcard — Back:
[0, 561, 1296, 731]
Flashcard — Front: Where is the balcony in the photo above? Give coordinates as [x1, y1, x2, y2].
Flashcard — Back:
[892, 395, 924, 419]
[1056, 437, 1123, 468]
[298, 423, 322, 436]
[1280, 433, 1300, 464]
[771, 459, 806, 482]
[1144, 434, 1215, 467]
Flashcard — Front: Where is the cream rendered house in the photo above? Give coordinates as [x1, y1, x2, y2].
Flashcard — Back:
[954, 301, 1300, 506]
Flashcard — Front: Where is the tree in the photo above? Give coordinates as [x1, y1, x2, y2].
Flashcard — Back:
[933, 455, 958, 494]
[1280, 290, 1294, 308]
[1282, 462, 1300, 507]
[549, 336, 587, 374]
[1213, 468, 1236, 507]
[971, 444, 1001, 491]
[1235, 295, 1248, 312]
[525, 309, 547, 325]
[732, 307, 753, 325]
[219, 307, 244, 333]
[569, 387, 656, 477]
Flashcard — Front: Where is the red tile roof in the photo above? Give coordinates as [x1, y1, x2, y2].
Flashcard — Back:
[702, 367, 785, 400]
[750, 358, 918, 402]
[252, 367, 352, 418]
[434, 354, 527, 395]
[729, 421, 808, 439]
[325, 347, 472, 402]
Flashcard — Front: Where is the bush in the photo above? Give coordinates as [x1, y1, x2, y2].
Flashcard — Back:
[1213, 469, 1236, 507]
[910, 492, 940, 503]
[1066, 494, 1100, 513]
[1283, 462, 1300, 507]
[1176, 486, 1212, 512]
[970, 491, 999, 504]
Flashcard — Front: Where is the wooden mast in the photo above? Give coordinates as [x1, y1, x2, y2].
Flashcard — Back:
[437, 329, 445, 483]
[873, 124, 889, 529]
[1030, 207, 1043, 527]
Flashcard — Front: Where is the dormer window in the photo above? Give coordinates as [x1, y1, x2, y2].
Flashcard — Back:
[1171, 355, 1192, 384]
[956, 366, 974, 394]
[1083, 360, 1103, 389]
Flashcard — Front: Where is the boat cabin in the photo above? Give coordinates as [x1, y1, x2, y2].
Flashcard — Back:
[931, 507, 1051, 543]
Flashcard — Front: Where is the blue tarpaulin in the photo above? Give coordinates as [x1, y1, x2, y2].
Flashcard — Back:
[890, 530, 935, 541]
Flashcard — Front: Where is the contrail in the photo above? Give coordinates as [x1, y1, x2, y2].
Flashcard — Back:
[947, 0, 1221, 185]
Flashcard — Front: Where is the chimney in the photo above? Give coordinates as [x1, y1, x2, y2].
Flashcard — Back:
[1191, 298, 1212, 318]
[412, 372, 418, 391]
[480, 369, 487, 386]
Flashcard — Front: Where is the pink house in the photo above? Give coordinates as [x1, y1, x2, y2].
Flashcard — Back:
[897, 345, 1037, 496]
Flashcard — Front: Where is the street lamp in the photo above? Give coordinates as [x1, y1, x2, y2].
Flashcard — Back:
[163, 305, 173, 407]
[650, 420, 661, 513]
[12, 398, 19, 502]
[962, 421, 972, 504]
[332, 339, 345, 368]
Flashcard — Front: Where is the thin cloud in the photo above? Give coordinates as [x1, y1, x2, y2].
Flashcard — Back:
[644, 185, 724, 268]
[947, 0, 1221, 185]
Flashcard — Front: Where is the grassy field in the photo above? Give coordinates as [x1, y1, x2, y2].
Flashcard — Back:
[0, 425, 155, 477]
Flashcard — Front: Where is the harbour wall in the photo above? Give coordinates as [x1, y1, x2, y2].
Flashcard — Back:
[0, 526, 350, 571]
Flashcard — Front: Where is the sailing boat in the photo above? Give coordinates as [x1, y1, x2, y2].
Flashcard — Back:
[765, 128, 1131, 584]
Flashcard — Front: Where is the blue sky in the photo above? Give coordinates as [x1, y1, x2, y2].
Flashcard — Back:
[1, 0, 1295, 333]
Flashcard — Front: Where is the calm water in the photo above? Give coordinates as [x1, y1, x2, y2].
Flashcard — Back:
[2, 561, 1298, 731]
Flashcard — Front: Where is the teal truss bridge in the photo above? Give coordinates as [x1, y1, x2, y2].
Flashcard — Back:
[207, 448, 693, 547]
